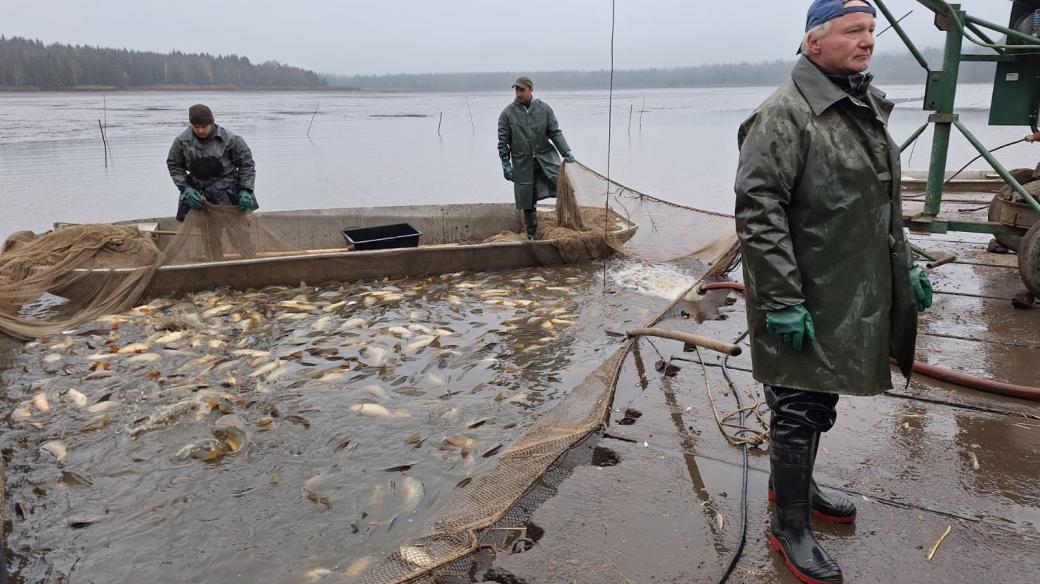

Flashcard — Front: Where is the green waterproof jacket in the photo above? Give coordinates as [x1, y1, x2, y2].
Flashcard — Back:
[734, 57, 917, 396]
[498, 99, 571, 209]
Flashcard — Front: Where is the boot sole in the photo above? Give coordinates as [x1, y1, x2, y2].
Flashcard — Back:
[768, 490, 856, 524]
[768, 532, 843, 584]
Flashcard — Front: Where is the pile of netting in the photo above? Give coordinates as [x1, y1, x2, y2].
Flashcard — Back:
[356, 163, 740, 584]
[0, 204, 298, 339]
[481, 161, 738, 266]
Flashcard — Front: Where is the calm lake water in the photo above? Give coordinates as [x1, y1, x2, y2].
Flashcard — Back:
[1, 83, 1037, 241]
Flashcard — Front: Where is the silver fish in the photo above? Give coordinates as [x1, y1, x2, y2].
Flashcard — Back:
[127, 399, 200, 437]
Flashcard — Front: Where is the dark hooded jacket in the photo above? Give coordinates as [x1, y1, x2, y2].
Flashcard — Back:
[167, 125, 256, 210]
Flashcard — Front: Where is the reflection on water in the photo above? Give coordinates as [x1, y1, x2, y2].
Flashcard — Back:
[954, 413, 1040, 511]
[1, 259, 675, 583]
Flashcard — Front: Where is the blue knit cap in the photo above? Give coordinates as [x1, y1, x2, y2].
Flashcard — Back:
[805, 0, 876, 32]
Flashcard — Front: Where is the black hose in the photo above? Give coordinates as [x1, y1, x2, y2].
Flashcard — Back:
[943, 138, 1025, 185]
[715, 330, 751, 584]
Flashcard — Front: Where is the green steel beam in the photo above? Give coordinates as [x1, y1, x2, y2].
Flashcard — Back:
[961, 54, 1021, 62]
[953, 120, 1040, 216]
[874, 0, 931, 70]
[964, 21, 1003, 53]
[922, 6, 965, 217]
[964, 14, 1040, 47]
[913, 0, 1040, 50]
[905, 218, 1028, 236]
[900, 122, 929, 153]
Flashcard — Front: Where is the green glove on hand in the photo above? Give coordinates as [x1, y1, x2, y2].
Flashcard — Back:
[765, 304, 816, 352]
[909, 266, 933, 311]
[502, 160, 514, 182]
[562, 151, 575, 163]
[237, 190, 258, 212]
[182, 187, 203, 210]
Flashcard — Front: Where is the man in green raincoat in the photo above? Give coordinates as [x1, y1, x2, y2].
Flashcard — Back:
[498, 76, 574, 239]
[734, 1, 933, 582]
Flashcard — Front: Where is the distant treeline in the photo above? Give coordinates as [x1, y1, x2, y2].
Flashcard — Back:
[0, 36, 327, 89]
[327, 48, 995, 91]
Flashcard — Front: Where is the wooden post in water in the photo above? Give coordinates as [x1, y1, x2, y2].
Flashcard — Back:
[437, 112, 443, 136]
[97, 119, 109, 168]
[306, 102, 320, 136]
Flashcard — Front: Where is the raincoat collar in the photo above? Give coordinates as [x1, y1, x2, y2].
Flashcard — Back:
[791, 56, 853, 117]
[792, 56, 894, 122]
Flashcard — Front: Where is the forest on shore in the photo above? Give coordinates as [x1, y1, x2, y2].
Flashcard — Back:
[0, 36, 994, 92]
[0, 36, 327, 89]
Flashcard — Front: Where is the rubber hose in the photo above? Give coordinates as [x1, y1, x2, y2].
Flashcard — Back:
[700, 281, 748, 293]
[697, 281, 1040, 401]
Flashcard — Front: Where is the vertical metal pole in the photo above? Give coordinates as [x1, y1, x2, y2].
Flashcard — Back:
[923, 7, 965, 217]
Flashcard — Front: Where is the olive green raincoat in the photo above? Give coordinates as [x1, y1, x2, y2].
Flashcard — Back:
[498, 99, 571, 210]
[734, 56, 917, 396]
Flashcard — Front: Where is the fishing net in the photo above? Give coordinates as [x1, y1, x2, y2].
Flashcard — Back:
[0, 163, 730, 342]
[356, 163, 740, 584]
[0, 203, 299, 340]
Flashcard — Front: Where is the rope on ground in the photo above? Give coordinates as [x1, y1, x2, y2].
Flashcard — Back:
[691, 344, 768, 448]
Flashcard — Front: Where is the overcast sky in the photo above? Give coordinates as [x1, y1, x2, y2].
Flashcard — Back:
[3, 1, 1011, 75]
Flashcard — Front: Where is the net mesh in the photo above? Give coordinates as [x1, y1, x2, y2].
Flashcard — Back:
[354, 162, 739, 584]
[0, 168, 667, 341]
[0, 203, 300, 340]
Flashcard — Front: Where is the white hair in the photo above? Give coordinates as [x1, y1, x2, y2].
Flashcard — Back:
[800, 20, 833, 54]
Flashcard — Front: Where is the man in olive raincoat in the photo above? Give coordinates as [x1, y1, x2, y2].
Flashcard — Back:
[734, 1, 933, 582]
[498, 76, 574, 239]
[167, 104, 258, 222]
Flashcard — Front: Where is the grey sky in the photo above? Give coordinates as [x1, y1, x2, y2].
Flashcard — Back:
[3, 1, 1011, 75]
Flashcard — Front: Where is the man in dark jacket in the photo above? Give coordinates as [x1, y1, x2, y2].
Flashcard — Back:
[167, 104, 258, 221]
[498, 76, 574, 239]
[734, 1, 933, 582]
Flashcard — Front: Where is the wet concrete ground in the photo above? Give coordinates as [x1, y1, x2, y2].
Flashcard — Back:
[488, 229, 1040, 582]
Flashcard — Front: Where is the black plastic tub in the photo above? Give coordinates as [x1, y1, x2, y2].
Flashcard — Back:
[342, 223, 422, 251]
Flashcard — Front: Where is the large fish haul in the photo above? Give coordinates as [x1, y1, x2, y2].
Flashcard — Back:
[1, 263, 657, 583]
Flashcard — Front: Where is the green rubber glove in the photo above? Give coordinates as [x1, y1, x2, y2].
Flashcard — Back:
[237, 190, 258, 212]
[909, 266, 933, 311]
[181, 187, 203, 210]
[765, 304, 816, 352]
[562, 151, 575, 163]
[502, 160, 514, 182]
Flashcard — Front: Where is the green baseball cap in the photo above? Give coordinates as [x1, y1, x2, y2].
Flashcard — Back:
[512, 76, 533, 89]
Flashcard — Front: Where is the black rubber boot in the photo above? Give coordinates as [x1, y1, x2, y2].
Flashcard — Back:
[523, 209, 537, 240]
[768, 433, 856, 523]
[769, 424, 844, 584]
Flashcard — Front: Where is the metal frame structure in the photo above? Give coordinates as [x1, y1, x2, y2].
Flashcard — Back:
[875, 0, 1040, 235]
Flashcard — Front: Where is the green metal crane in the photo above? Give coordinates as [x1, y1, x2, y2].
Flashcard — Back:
[876, 0, 1040, 298]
